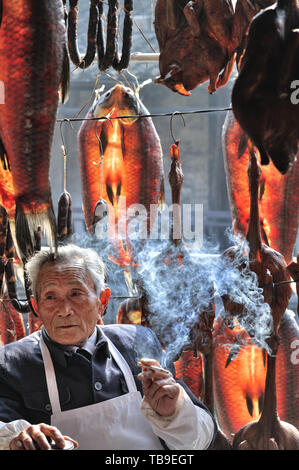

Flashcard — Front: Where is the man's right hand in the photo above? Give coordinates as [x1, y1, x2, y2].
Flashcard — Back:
[9, 423, 78, 450]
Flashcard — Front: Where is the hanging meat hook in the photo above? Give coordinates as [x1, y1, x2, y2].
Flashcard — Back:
[58, 119, 74, 243]
[170, 111, 186, 145]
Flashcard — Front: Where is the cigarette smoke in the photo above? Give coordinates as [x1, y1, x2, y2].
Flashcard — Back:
[73, 226, 274, 364]
[134, 230, 274, 364]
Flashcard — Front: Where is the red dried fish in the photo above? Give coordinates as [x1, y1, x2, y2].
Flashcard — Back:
[78, 85, 164, 267]
[0, 0, 69, 260]
[222, 111, 299, 263]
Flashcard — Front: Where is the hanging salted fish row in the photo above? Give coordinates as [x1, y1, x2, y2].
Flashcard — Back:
[66, 0, 133, 72]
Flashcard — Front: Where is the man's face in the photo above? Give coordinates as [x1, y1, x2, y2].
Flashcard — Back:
[35, 259, 108, 347]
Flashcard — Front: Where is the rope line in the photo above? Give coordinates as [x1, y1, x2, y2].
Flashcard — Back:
[56, 106, 233, 123]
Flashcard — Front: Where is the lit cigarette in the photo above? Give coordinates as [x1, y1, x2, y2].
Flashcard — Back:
[149, 365, 171, 375]
[138, 362, 171, 376]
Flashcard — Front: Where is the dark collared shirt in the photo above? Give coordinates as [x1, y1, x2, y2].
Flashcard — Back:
[0, 323, 217, 451]
[42, 328, 129, 412]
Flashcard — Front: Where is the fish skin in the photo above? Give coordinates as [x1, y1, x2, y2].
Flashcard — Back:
[0, 0, 69, 259]
[213, 311, 299, 439]
[222, 111, 299, 264]
[121, 92, 165, 234]
[276, 310, 299, 431]
[0, 162, 14, 221]
[174, 350, 204, 399]
[213, 316, 267, 441]
[78, 85, 164, 266]
[0, 297, 25, 345]
[77, 109, 105, 234]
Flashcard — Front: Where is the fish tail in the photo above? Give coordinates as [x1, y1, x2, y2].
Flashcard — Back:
[14, 204, 57, 261]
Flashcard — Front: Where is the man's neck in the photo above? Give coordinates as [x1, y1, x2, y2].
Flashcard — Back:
[44, 327, 98, 353]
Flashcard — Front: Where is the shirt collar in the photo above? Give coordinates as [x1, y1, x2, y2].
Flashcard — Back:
[41, 325, 110, 368]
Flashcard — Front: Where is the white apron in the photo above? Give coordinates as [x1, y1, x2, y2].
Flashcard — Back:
[40, 335, 163, 450]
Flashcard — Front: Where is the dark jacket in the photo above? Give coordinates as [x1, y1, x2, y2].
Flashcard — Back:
[0, 323, 217, 448]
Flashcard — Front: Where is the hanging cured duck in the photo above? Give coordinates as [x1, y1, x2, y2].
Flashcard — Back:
[232, 0, 299, 174]
[154, 0, 275, 95]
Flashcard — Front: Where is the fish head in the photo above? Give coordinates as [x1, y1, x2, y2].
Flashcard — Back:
[93, 85, 140, 124]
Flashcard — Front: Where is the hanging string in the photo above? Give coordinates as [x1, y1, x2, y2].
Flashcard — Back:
[59, 119, 73, 192]
[57, 105, 233, 123]
[132, 17, 157, 53]
[75, 72, 101, 118]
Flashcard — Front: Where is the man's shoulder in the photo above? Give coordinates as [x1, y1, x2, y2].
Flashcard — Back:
[0, 331, 41, 366]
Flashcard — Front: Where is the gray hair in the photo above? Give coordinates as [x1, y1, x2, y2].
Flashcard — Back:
[26, 244, 106, 300]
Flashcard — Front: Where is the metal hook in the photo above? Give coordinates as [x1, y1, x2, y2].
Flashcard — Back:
[170, 111, 186, 144]
[59, 118, 74, 147]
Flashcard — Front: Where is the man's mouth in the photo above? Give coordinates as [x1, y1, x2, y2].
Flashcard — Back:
[57, 325, 78, 329]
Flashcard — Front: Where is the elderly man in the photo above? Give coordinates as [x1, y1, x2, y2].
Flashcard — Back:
[0, 244, 216, 450]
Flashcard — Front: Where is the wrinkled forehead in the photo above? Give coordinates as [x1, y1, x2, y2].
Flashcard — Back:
[36, 258, 94, 296]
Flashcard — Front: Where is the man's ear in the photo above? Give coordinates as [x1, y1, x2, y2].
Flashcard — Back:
[30, 296, 39, 317]
[99, 288, 111, 315]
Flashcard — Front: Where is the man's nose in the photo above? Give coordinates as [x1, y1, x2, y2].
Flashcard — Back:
[56, 299, 74, 316]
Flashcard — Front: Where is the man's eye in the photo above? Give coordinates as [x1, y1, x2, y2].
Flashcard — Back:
[71, 291, 82, 297]
[45, 294, 55, 300]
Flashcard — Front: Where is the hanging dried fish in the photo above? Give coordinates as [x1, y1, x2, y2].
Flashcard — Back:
[67, 0, 100, 69]
[0, 0, 69, 261]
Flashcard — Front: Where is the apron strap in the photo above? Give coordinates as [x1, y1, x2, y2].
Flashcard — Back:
[40, 336, 62, 414]
[104, 335, 137, 394]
